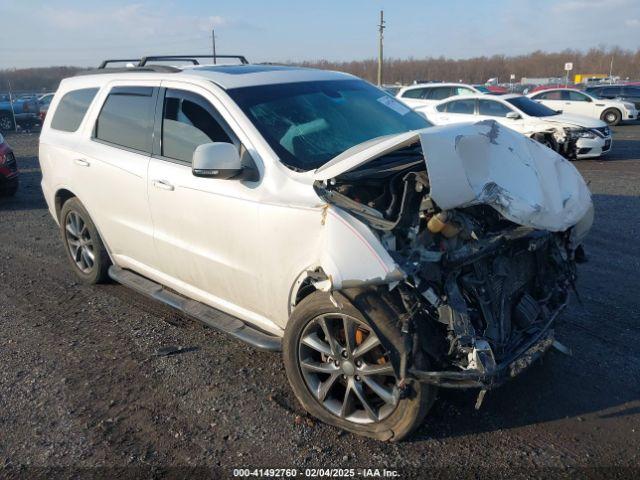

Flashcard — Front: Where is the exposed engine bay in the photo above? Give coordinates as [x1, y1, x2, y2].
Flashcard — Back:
[312, 125, 592, 397]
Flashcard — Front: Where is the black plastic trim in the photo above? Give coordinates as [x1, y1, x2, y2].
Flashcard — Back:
[108, 266, 282, 352]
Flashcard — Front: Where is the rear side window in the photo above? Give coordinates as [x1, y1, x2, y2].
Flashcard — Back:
[94, 86, 155, 153]
[161, 89, 232, 163]
[50, 88, 98, 132]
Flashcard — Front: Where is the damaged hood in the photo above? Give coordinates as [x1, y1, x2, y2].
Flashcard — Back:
[314, 121, 592, 232]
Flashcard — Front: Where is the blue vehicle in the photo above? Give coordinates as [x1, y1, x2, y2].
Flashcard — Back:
[0, 94, 40, 131]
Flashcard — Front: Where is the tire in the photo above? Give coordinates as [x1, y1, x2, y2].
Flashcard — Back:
[0, 113, 15, 132]
[601, 108, 621, 126]
[60, 197, 110, 284]
[283, 291, 436, 441]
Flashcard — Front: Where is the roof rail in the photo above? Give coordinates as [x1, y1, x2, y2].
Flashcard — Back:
[138, 54, 249, 66]
[98, 59, 141, 69]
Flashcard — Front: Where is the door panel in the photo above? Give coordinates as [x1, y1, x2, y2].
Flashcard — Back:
[147, 85, 265, 323]
[75, 83, 158, 268]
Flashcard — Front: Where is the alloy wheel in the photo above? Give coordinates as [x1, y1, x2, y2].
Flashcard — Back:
[298, 313, 399, 424]
[65, 211, 95, 273]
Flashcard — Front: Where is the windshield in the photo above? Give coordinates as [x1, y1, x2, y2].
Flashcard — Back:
[506, 96, 560, 117]
[227, 79, 431, 171]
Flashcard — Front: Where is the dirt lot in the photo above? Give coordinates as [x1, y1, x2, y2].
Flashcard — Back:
[1, 126, 639, 479]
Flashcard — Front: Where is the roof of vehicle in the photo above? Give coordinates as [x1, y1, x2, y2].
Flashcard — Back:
[400, 82, 479, 90]
[69, 64, 356, 90]
[433, 93, 522, 103]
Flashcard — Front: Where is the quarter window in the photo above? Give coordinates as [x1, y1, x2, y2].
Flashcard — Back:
[50, 88, 98, 132]
[95, 86, 155, 153]
[478, 99, 512, 117]
[161, 90, 233, 163]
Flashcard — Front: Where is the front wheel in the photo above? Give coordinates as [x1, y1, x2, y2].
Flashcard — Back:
[601, 108, 621, 126]
[283, 291, 435, 441]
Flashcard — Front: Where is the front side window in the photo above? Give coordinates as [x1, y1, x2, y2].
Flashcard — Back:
[567, 91, 590, 102]
[478, 99, 512, 117]
[427, 87, 453, 100]
[95, 86, 155, 153]
[50, 88, 98, 132]
[227, 80, 430, 171]
[446, 99, 476, 114]
[161, 90, 232, 163]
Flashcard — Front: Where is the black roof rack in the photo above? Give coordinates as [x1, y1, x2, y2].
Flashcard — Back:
[138, 54, 249, 66]
[98, 59, 141, 69]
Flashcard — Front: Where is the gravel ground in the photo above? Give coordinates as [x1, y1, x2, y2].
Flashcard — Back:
[0, 125, 639, 479]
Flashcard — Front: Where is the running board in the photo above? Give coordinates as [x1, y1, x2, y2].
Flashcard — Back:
[108, 266, 282, 352]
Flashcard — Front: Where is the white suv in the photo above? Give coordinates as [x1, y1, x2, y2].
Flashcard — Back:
[396, 83, 484, 109]
[40, 56, 593, 441]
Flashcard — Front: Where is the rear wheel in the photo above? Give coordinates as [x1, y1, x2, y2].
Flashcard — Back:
[0, 179, 18, 197]
[60, 197, 110, 284]
[283, 292, 435, 441]
[601, 108, 621, 126]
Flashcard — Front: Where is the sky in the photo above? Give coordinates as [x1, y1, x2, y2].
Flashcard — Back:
[1, 0, 639, 68]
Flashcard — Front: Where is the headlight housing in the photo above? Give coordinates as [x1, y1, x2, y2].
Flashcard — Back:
[572, 129, 597, 139]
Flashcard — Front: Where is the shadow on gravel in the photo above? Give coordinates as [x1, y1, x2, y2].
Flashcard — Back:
[602, 139, 640, 161]
[0, 154, 48, 212]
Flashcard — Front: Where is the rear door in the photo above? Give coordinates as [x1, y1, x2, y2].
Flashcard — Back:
[565, 90, 597, 117]
[432, 98, 476, 124]
[79, 82, 159, 269]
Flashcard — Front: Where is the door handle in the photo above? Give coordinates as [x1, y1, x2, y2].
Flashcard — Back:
[74, 158, 90, 167]
[152, 179, 175, 191]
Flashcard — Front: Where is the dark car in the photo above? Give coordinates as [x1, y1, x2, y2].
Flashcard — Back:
[585, 85, 640, 110]
[0, 133, 18, 196]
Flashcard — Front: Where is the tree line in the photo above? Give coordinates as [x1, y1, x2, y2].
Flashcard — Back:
[1, 47, 639, 92]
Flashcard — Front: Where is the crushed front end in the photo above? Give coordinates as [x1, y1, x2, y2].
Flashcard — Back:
[313, 122, 593, 398]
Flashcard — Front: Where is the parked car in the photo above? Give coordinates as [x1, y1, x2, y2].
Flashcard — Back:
[584, 84, 640, 111]
[528, 83, 576, 94]
[396, 83, 485, 108]
[37, 92, 56, 123]
[420, 94, 612, 159]
[0, 132, 18, 196]
[39, 58, 593, 441]
[0, 94, 40, 131]
[527, 88, 637, 126]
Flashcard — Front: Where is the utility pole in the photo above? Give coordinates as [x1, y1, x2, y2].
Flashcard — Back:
[377, 10, 385, 86]
[212, 28, 217, 64]
[609, 56, 614, 84]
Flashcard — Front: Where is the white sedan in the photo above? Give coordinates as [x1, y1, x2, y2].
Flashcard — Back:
[527, 88, 637, 126]
[420, 94, 612, 159]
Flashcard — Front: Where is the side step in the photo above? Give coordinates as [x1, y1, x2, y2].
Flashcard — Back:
[108, 266, 282, 352]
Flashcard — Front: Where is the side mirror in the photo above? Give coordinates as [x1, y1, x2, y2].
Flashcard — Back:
[506, 112, 521, 120]
[192, 142, 243, 179]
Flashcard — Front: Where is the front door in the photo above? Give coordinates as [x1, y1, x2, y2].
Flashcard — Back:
[146, 84, 266, 326]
